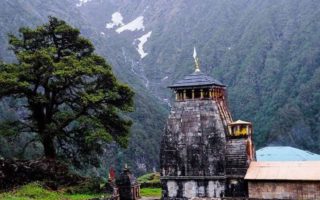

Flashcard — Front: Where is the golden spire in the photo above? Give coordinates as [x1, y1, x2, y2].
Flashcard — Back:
[193, 47, 200, 72]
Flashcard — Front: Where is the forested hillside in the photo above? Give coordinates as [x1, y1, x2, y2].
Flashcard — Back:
[0, 0, 168, 176]
[0, 0, 319, 176]
[84, 0, 319, 153]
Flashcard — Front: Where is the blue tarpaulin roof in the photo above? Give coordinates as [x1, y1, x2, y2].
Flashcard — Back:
[257, 146, 320, 161]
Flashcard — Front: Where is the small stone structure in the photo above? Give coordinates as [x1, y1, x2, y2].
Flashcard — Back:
[160, 56, 255, 199]
[116, 166, 140, 200]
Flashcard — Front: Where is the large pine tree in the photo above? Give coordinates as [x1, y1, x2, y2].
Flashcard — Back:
[0, 17, 134, 161]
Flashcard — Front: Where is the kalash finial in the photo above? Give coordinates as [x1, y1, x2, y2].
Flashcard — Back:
[193, 46, 200, 72]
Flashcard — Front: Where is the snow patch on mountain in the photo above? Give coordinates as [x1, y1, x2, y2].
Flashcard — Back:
[105, 12, 151, 79]
[106, 12, 124, 29]
[135, 31, 152, 59]
[76, 0, 92, 7]
[161, 76, 169, 81]
[116, 16, 145, 33]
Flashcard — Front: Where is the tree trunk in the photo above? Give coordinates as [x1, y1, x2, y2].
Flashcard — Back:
[43, 136, 56, 159]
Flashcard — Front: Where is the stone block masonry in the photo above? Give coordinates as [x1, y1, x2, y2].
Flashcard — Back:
[248, 181, 320, 200]
[160, 101, 228, 199]
[161, 69, 254, 199]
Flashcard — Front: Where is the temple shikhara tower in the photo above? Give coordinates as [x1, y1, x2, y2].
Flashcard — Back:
[160, 49, 256, 199]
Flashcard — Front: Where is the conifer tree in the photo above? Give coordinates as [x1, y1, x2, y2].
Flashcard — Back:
[0, 17, 134, 162]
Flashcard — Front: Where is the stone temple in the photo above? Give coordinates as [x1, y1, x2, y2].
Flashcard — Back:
[160, 53, 256, 199]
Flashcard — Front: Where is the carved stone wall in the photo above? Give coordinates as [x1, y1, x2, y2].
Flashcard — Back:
[224, 137, 255, 197]
[161, 179, 225, 199]
[160, 100, 228, 199]
[160, 95, 255, 199]
[226, 139, 249, 176]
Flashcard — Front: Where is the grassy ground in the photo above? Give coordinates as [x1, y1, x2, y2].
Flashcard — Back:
[0, 182, 107, 200]
[140, 187, 161, 197]
[138, 173, 161, 197]
[0, 174, 162, 199]
[138, 172, 160, 184]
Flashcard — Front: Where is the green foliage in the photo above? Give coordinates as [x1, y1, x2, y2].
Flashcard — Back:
[0, 182, 104, 200]
[0, 1, 168, 175]
[0, 182, 61, 200]
[1, 0, 319, 176]
[138, 172, 161, 188]
[140, 187, 161, 197]
[136, 0, 320, 153]
[0, 17, 134, 164]
[138, 172, 160, 184]
[62, 178, 104, 194]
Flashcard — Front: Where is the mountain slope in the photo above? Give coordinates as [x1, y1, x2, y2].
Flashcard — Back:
[0, 0, 319, 176]
[0, 0, 168, 176]
[79, 0, 320, 153]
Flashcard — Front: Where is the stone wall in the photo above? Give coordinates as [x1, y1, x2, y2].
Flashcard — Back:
[160, 98, 253, 199]
[224, 138, 250, 197]
[248, 181, 320, 199]
[226, 139, 249, 176]
[160, 100, 227, 199]
[161, 179, 225, 199]
[160, 100, 227, 177]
